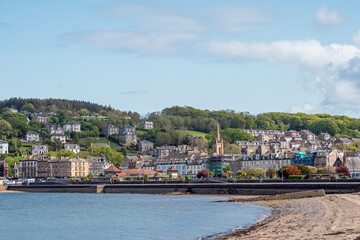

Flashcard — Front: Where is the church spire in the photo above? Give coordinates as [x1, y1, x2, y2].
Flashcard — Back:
[216, 123, 221, 142]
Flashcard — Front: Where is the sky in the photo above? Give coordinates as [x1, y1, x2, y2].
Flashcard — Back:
[1, 0, 360, 116]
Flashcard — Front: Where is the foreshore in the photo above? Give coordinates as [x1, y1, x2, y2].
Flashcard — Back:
[213, 193, 360, 240]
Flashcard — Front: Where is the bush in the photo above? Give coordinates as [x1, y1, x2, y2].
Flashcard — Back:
[335, 166, 350, 176]
[288, 175, 306, 179]
[246, 168, 266, 179]
[283, 166, 301, 178]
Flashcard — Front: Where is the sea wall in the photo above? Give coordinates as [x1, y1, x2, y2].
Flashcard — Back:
[7, 182, 360, 195]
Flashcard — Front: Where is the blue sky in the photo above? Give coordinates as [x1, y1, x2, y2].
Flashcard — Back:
[1, 0, 360, 116]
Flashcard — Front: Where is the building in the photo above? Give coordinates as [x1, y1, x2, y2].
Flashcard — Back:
[103, 124, 119, 137]
[64, 144, 80, 153]
[51, 133, 66, 144]
[26, 131, 40, 142]
[152, 146, 176, 158]
[86, 157, 112, 175]
[33, 114, 49, 124]
[300, 130, 316, 141]
[35, 157, 90, 179]
[9, 108, 18, 113]
[212, 124, 223, 155]
[139, 121, 154, 130]
[0, 160, 9, 178]
[167, 166, 178, 179]
[241, 155, 291, 171]
[48, 125, 65, 135]
[290, 151, 315, 166]
[314, 149, 344, 168]
[243, 129, 284, 137]
[318, 132, 331, 141]
[206, 155, 230, 176]
[63, 121, 81, 132]
[19, 157, 39, 179]
[139, 140, 154, 152]
[119, 125, 137, 144]
[31, 145, 48, 155]
[0, 140, 9, 154]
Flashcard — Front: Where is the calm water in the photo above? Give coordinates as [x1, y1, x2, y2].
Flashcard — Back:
[0, 193, 270, 240]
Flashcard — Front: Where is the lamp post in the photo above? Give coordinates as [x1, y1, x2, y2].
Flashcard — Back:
[281, 159, 284, 183]
[328, 157, 331, 183]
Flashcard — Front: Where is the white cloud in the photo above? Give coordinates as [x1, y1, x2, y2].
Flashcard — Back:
[206, 40, 360, 114]
[353, 30, 360, 45]
[59, 30, 199, 55]
[315, 6, 348, 26]
[99, 4, 273, 33]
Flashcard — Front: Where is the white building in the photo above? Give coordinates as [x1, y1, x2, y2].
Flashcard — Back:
[139, 121, 154, 130]
[48, 125, 65, 135]
[51, 134, 66, 144]
[0, 140, 9, 154]
[63, 121, 81, 132]
[86, 157, 112, 175]
[31, 145, 48, 155]
[64, 144, 80, 153]
[26, 131, 40, 142]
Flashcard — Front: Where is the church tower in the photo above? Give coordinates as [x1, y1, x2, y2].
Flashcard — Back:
[212, 123, 224, 155]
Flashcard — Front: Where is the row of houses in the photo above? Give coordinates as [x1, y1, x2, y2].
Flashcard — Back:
[14, 156, 111, 179]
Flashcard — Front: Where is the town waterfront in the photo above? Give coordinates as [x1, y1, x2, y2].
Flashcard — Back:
[0, 193, 270, 240]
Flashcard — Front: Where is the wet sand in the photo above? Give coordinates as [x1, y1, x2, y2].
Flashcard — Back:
[215, 193, 360, 240]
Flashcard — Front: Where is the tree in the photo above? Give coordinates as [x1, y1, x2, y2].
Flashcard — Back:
[224, 144, 242, 154]
[144, 174, 149, 181]
[197, 169, 208, 178]
[283, 166, 301, 178]
[70, 131, 79, 143]
[0, 119, 12, 139]
[294, 164, 310, 177]
[53, 139, 63, 151]
[335, 166, 350, 176]
[185, 175, 190, 181]
[207, 170, 215, 178]
[269, 168, 277, 178]
[21, 103, 35, 113]
[246, 168, 266, 179]
[236, 170, 247, 179]
[222, 166, 232, 179]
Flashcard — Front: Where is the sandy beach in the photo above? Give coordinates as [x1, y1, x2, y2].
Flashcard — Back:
[216, 193, 360, 240]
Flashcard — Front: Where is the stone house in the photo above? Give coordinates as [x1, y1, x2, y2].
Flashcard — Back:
[139, 140, 154, 152]
[0, 160, 9, 177]
[51, 133, 66, 144]
[318, 132, 331, 141]
[85, 157, 112, 175]
[314, 149, 344, 168]
[64, 143, 80, 153]
[103, 124, 119, 137]
[139, 121, 154, 130]
[31, 145, 48, 155]
[63, 121, 81, 132]
[47, 125, 65, 135]
[300, 130, 316, 141]
[119, 125, 137, 144]
[33, 114, 49, 124]
[26, 131, 40, 142]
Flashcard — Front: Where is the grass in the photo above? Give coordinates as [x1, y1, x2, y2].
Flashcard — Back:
[136, 130, 147, 136]
[182, 130, 208, 139]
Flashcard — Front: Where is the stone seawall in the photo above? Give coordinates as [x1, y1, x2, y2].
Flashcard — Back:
[7, 182, 360, 195]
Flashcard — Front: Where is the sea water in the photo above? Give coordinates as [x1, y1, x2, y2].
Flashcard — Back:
[0, 193, 270, 240]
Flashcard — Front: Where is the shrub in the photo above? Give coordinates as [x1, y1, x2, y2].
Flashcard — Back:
[246, 168, 266, 179]
[288, 175, 306, 179]
[335, 166, 350, 176]
[197, 170, 208, 179]
[283, 166, 301, 178]
[236, 170, 247, 179]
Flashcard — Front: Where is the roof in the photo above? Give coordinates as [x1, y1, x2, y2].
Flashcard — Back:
[27, 131, 39, 134]
[65, 121, 80, 125]
[154, 166, 162, 172]
[124, 169, 156, 175]
[167, 166, 178, 172]
[0, 140, 8, 144]
[104, 165, 121, 172]
[140, 140, 153, 144]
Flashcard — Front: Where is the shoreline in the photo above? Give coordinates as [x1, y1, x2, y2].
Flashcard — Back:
[212, 193, 360, 240]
